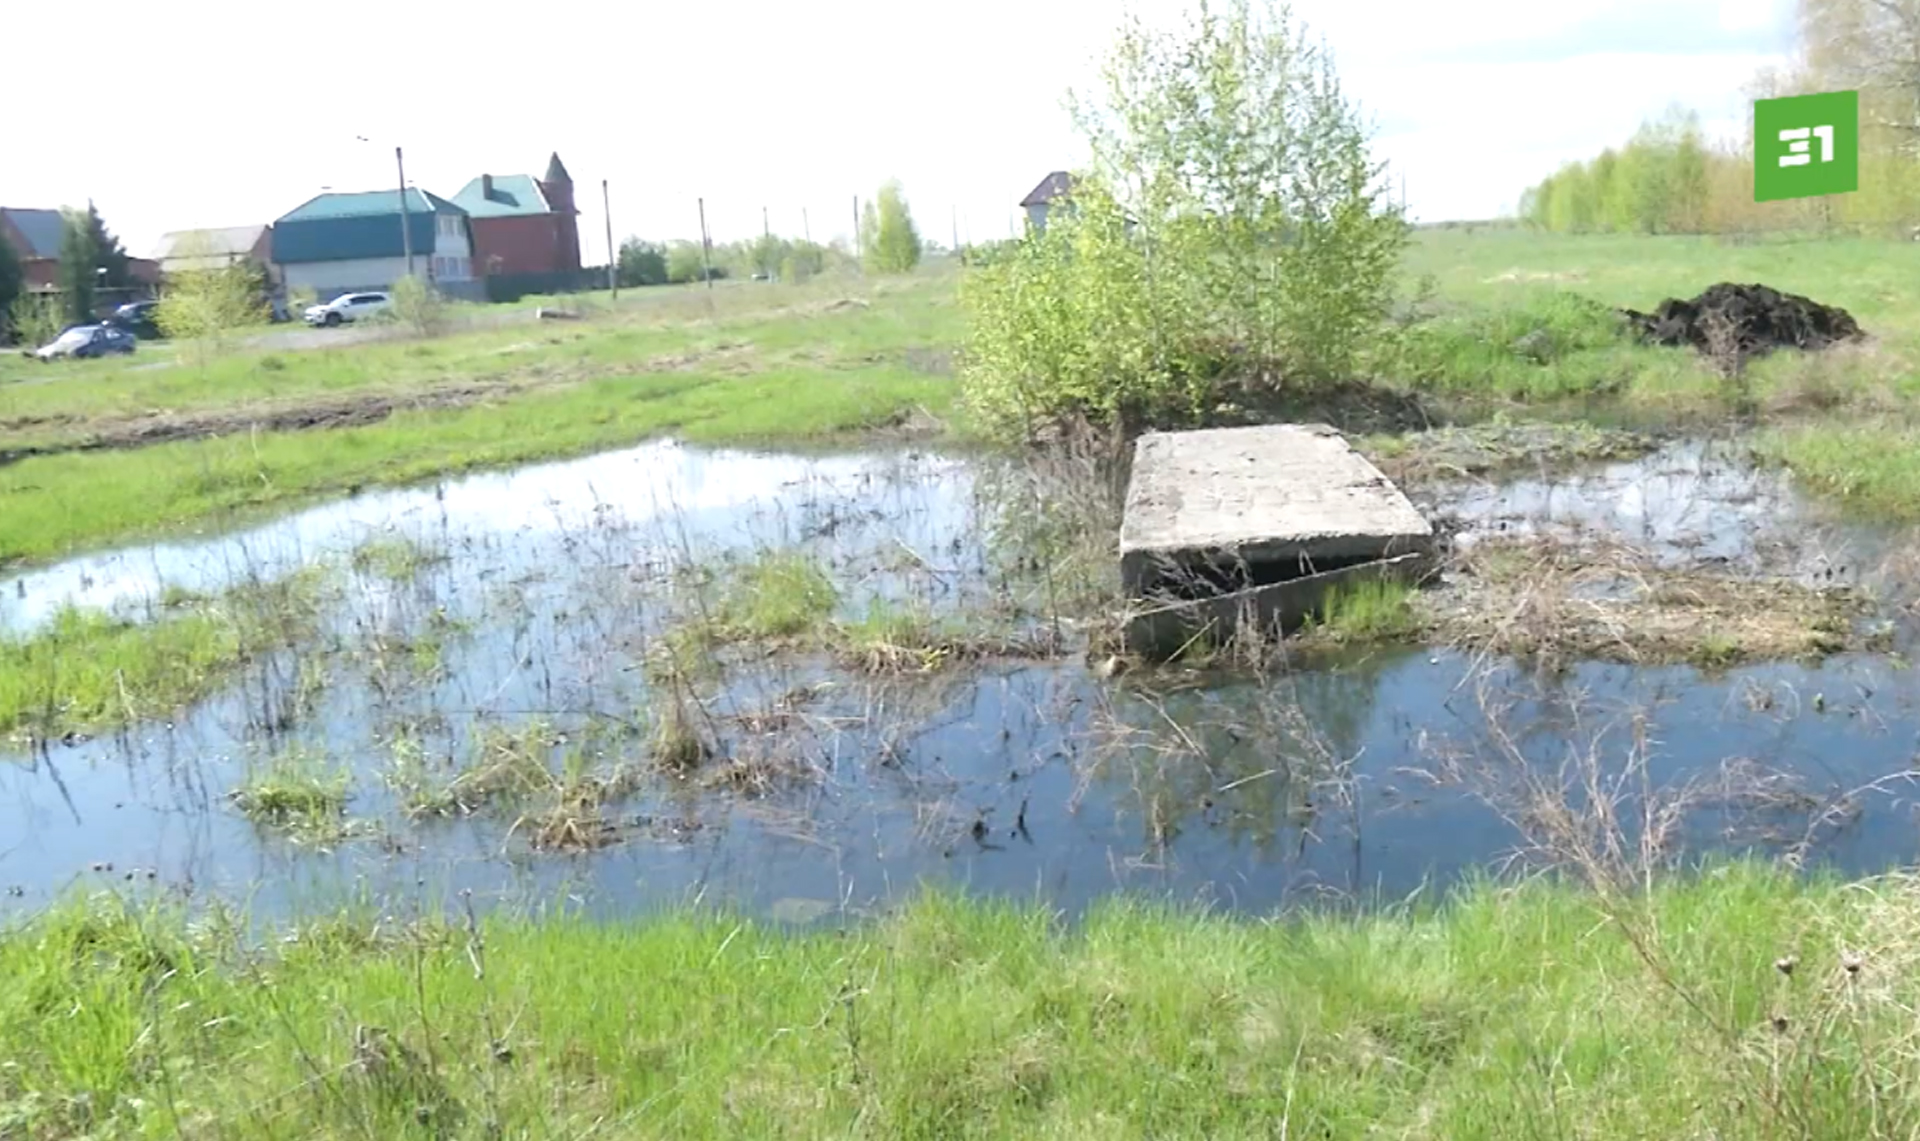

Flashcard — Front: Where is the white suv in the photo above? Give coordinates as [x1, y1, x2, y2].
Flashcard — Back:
[304, 292, 392, 327]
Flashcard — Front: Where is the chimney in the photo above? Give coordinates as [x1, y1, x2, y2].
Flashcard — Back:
[481, 174, 494, 199]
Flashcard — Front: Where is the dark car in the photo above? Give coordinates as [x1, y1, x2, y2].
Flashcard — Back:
[32, 324, 137, 361]
[104, 299, 163, 338]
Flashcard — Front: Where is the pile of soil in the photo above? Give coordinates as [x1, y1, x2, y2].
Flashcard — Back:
[1620, 283, 1864, 357]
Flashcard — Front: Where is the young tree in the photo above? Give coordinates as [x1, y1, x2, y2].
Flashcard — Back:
[862, 181, 922, 273]
[57, 210, 100, 325]
[0, 234, 22, 342]
[666, 240, 713, 283]
[1069, 0, 1407, 382]
[154, 234, 269, 364]
[617, 239, 669, 287]
[388, 274, 446, 335]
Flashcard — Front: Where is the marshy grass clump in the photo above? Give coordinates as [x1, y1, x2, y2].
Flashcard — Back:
[1426, 534, 1861, 668]
[1363, 416, 1659, 483]
[398, 720, 645, 850]
[0, 566, 332, 742]
[349, 533, 445, 583]
[230, 748, 356, 843]
[716, 549, 838, 641]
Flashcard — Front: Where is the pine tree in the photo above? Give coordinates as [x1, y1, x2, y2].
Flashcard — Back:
[82, 202, 132, 289]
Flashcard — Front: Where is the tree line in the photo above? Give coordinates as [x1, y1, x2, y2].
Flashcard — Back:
[1519, 0, 1920, 235]
[611, 180, 924, 289]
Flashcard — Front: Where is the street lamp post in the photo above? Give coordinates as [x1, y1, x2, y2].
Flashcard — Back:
[356, 136, 414, 279]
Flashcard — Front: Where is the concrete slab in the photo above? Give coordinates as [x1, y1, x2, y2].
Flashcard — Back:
[1119, 423, 1433, 594]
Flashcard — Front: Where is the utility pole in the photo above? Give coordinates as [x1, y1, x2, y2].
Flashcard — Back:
[802, 207, 810, 243]
[951, 205, 959, 257]
[603, 179, 617, 300]
[852, 195, 861, 261]
[395, 145, 414, 279]
[697, 197, 714, 290]
[762, 205, 770, 240]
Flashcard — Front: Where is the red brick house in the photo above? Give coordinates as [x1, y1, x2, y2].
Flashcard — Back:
[451, 153, 583, 299]
[1, 206, 65, 290]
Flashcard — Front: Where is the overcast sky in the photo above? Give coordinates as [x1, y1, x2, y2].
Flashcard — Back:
[3, 0, 1794, 260]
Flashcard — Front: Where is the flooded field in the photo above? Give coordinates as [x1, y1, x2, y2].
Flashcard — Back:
[4, 434, 1919, 924]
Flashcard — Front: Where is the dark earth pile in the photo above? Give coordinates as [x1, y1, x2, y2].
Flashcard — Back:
[1620, 283, 1864, 357]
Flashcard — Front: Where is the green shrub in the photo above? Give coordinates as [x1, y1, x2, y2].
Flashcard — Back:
[959, 0, 1408, 441]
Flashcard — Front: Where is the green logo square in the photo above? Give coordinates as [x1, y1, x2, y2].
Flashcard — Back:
[1754, 90, 1858, 202]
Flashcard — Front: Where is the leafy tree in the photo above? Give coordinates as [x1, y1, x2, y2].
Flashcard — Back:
[961, 0, 1408, 440]
[781, 240, 827, 283]
[57, 210, 99, 325]
[862, 181, 921, 273]
[0, 234, 21, 342]
[9, 293, 67, 349]
[750, 233, 790, 279]
[617, 239, 669, 287]
[666, 240, 712, 284]
[155, 234, 269, 364]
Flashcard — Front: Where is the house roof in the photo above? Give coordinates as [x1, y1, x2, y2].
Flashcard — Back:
[544, 152, 571, 185]
[450, 174, 552, 218]
[152, 225, 269, 263]
[275, 188, 464, 224]
[271, 209, 451, 265]
[1019, 171, 1075, 208]
[0, 207, 65, 258]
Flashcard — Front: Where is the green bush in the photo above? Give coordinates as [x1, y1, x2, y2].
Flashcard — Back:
[959, 0, 1408, 441]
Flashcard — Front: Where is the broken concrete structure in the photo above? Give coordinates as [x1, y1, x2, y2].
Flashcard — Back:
[1118, 424, 1435, 656]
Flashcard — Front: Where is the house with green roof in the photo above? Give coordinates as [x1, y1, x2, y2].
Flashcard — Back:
[270, 188, 481, 301]
[450, 152, 583, 301]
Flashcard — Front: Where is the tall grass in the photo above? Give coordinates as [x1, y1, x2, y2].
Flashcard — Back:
[0, 569, 329, 740]
[8, 866, 1920, 1138]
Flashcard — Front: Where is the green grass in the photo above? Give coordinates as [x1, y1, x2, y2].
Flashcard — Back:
[229, 748, 355, 841]
[1304, 578, 1421, 642]
[0, 569, 330, 741]
[0, 363, 952, 566]
[1756, 421, 1920, 521]
[716, 550, 839, 640]
[11, 863, 1920, 1138]
[349, 534, 444, 583]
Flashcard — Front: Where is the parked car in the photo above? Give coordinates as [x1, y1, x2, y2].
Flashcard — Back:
[104, 299, 163, 339]
[303, 292, 391, 327]
[31, 324, 137, 361]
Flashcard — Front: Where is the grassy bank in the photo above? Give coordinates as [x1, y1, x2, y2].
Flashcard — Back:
[9, 231, 1920, 566]
[8, 864, 1920, 1138]
[0, 570, 328, 741]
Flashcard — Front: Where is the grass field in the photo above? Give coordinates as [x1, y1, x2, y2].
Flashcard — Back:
[8, 864, 1920, 1139]
[7, 231, 1920, 565]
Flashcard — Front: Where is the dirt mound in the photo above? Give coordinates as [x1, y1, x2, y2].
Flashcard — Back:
[1621, 283, 1864, 357]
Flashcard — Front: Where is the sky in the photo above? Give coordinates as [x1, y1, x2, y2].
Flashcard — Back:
[1, 0, 1796, 261]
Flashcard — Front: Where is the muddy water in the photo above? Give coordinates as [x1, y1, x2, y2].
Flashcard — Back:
[3, 437, 1919, 924]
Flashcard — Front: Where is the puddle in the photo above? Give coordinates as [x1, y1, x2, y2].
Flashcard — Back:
[3, 437, 1920, 925]
[1424, 438, 1896, 590]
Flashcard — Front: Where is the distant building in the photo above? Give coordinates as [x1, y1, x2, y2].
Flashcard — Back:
[450, 152, 584, 301]
[1019, 171, 1075, 234]
[0, 206, 67, 290]
[152, 225, 276, 280]
[270, 189, 479, 301]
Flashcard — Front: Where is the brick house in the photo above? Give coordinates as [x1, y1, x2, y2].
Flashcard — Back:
[450, 152, 584, 300]
[0, 207, 67, 290]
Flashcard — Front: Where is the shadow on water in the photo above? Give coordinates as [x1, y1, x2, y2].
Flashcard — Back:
[3, 435, 1920, 925]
